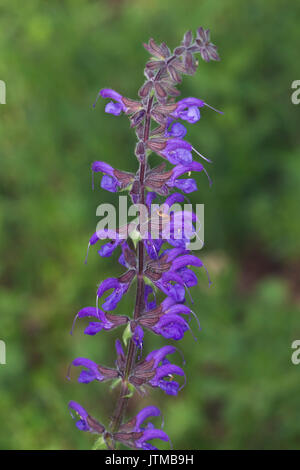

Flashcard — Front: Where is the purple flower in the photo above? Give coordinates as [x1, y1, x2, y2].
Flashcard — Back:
[71, 306, 128, 336]
[97, 278, 130, 311]
[85, 228, 125, 264]
[171, 97, 205, 123]
[92, 161, 121, 193]
[155, 271, 186, 302]
[70, 357, 119, 384]
[161, 139, 193, 165]
[69, 401, 91, 431]
[152, 313, 190, 340]
[166, 120, 187, 138]
[71, 357, 105, 384]
[68, 401, 105, 434]
[94, 88, 127, 116]
[146, 346, 185, 396]
[133, 406, 170, 450]
[135, 428, 170, 450]
[172, 178, 197, 193]
[167, 161, 204, 187]
[116, 406, 169, 450]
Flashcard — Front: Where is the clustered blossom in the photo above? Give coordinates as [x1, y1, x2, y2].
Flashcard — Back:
[69, 27, 221, 450]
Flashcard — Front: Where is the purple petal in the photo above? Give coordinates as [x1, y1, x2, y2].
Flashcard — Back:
[92, 161, 114, 175]
[100, 88, 123, 102]
[172, 255, 203, 270]
[146, 345, 176, 368]
[105, 101, 123, 116]
[173, 178, 198, 193]
[135, 406, 161, 431]
[101, 174, 118, 192]
[136, 429, 170, 447]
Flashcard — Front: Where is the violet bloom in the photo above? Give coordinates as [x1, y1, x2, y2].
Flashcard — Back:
[146, 346, 185, 396]
[165, 120, 187, 139]
[155, 271, 186, 303]
[94, 88, 127, 116]
[70, 357, 119, 384]
[68, 401, 105, 434]
[152, 313, 190, 340]
[92, 161, 121, 193]
[133, 406, 170, 450]
[171, 97, 205, 123]
[97, 277, 130, 311]
[71, 306, 128, 336]
[161, 138, 193, 165]
[166, 161, 206, 193]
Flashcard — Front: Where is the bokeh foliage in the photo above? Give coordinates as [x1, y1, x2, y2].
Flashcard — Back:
[0, 0, 299, 449]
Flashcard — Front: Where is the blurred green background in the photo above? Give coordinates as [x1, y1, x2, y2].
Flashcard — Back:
[0, 0, 300, 450]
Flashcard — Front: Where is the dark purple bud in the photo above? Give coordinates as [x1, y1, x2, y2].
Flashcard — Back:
[154, 82, 167, 100]
[174, 46, 186, 56]
[130, 109, 146, 128]
[138, 81, 153, 98]
[182, 30, 193, 47]
[144, 38, 165, 59]
[135, 141, 145, 156]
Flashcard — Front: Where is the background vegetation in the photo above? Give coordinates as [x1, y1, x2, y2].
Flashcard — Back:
[0, 0, 299, 449]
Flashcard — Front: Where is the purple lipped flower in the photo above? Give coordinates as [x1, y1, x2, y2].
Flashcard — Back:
[117, 406, 169, 450]
[97, 277, 130, 311]
[133, 406, 169, 450]
[150, 363, 185, 396]
[171, 97, 223, 123]
[92, 161, 121, 193]
[145, 346, 185, 396]
[152, 313, 190, 340]
[171, 97, 205, 123]
[135, 428, 170, 450]
[85, 228, 125, 264]
[166, 120, 187, 139]
[161, 138, 193, 165]
[166, 160, 209, 192]
[71, 306, 128, 336]
[68, 401, 105, 434]
[93, 88, 128, 116]
[155, 271, 186, 302]
[71, 358, 105, 384]
[134, 405, 162, 431]
[69, 401, 91, 432]
[70, 357, 119, 384]
[98, 239, 124, 258]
